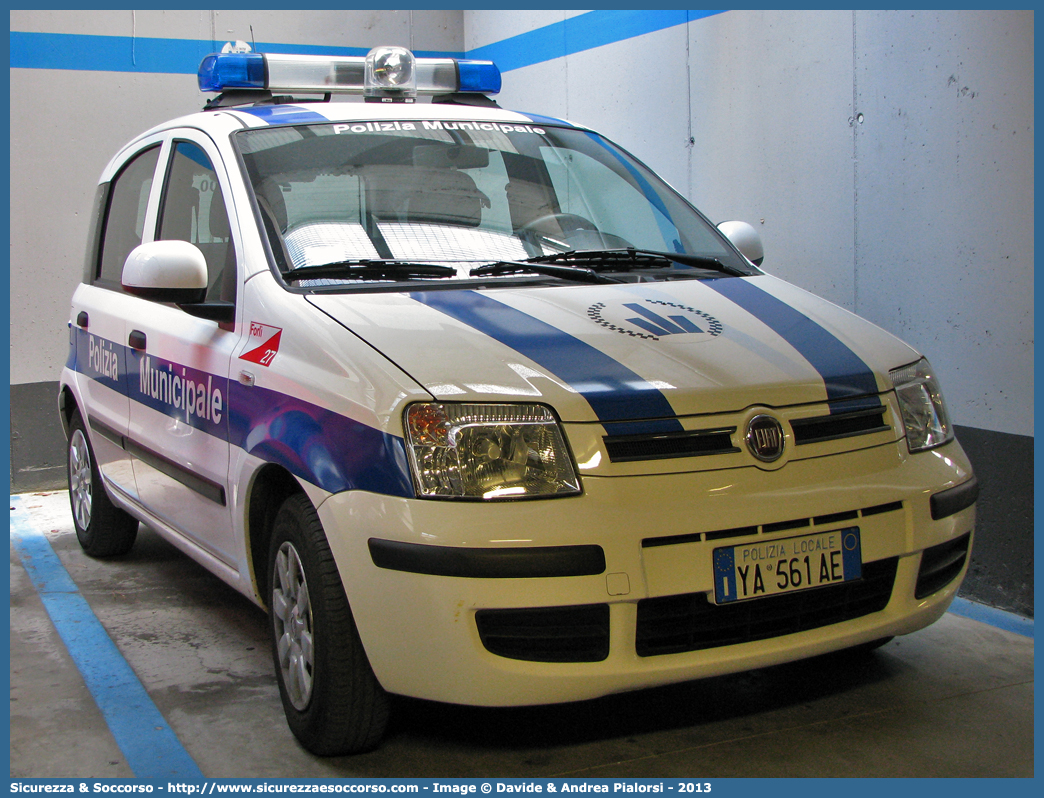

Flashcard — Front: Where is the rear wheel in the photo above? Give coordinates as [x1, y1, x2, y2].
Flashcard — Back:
[268, 493, 389, 755]
[67, 410, 138, 557]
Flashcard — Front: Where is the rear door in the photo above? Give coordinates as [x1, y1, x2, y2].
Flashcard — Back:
[69, 139, 165, 500]
[124, 130, 242, 564]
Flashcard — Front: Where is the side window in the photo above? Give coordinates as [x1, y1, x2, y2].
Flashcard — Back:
[97, 145, 161, 287]
[157, 141, 234, 302]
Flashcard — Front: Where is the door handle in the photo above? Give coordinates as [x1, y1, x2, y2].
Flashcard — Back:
[128, 330, 147, 350]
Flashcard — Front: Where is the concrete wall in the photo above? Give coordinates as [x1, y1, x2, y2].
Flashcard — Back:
[10, 10, 1033, 615]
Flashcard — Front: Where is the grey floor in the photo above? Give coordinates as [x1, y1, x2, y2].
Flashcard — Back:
[10, 491, 1034, 779]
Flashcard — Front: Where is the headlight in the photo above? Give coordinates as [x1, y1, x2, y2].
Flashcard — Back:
[889, 359, 954, 452]
[405, 403, 581, 500]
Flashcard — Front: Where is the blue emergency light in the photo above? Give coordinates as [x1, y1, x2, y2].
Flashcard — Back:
[198, 46, 501, 100]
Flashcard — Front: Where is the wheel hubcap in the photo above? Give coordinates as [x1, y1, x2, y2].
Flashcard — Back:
[69, 429, 93, 531]
[273, 541, 314, 710]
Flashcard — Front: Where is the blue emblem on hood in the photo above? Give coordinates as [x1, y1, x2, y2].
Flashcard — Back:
[588, 299, 723, 341]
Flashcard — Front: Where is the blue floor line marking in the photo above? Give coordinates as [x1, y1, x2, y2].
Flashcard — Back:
[948, 596, 1034, 638]
[10, 496, 205, 779]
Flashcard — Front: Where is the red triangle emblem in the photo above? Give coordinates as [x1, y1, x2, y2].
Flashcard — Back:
[240, 328, 282, 366]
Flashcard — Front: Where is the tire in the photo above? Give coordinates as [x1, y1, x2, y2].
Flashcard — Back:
[268, 493, 390, 755]
[66, 409, 138, 557]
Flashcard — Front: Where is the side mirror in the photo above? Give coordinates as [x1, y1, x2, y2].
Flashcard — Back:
[717, 221, 765, 267]
[122, 240, 208, 303]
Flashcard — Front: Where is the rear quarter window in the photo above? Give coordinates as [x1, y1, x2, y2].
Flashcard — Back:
[96, 145, 161, 288]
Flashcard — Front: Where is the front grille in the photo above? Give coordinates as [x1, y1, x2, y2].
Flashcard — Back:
[915, 533, 971, 599]
[476, 604, 610, 662]
[643, 500, 904, 548]
[791, 407, 889, 445]
[604, 403, 890, 464]
[635, 557, 898, 657]
[604, 428, 738, 463]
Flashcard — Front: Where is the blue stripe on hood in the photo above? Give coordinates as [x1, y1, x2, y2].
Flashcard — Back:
[410, 290, 683, 428]
[704, 278, 881, 406]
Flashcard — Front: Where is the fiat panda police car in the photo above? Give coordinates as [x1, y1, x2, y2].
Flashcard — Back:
[60, 46, 978, 755]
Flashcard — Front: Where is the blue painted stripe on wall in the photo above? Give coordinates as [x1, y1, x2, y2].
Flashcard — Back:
[466, 9, 727, 72]
[12, 12, 726, 75]
[12, 31, 219, 74]
[9, 30, 457, 74]
[10, 498, 205, 778]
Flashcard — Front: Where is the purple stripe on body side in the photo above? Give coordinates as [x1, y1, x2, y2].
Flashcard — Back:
[227, 381, 413, 498]
[67, 328, 413, 498]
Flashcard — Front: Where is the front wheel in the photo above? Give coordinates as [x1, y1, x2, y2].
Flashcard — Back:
[67, 409, 138, 557]
[268, 493, 389, 755]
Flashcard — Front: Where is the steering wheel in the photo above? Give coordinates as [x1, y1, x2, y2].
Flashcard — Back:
[518, 212, 600, 238]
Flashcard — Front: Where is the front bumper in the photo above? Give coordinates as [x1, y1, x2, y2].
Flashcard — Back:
[317, 439, 975, 706]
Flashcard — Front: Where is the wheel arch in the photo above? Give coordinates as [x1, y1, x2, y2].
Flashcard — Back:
[245, 463, 306, 607]
[58, 384, 79, 439]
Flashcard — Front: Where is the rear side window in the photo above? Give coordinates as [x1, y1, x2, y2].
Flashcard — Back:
[96, 145, 160, 287]
[157, 141, 235, 302]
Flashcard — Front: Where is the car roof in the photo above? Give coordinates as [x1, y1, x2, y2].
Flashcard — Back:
[135, 100, 581, 139]
[103, 99, 587, 185]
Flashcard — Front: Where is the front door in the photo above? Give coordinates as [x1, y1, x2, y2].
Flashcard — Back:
[125, 133, 240, 564]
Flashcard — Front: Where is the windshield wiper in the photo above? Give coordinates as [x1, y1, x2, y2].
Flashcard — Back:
[284, 260, 458, 283]
[518, 248, 749, 277]
[469, 260, 618, 284]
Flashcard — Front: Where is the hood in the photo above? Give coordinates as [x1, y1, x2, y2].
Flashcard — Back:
[306, 275, 918, 425]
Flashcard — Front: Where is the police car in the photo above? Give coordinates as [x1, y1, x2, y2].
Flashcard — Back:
[60, 46, 978, 755]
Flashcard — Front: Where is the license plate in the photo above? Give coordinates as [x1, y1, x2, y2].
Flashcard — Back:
[712, 527, 862, 604]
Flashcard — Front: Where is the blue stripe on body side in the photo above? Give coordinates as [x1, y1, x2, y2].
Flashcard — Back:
[703, 278, 881, 409]
[226, 381, 414, 499]
[67, 327, 412, 497]
[410, 290, 683, 430]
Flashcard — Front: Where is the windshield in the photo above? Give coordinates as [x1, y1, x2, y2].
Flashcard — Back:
[235, 118, 754, 286]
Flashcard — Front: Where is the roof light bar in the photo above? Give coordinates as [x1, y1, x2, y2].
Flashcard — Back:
[198, 46, 501, 99]
[365, 46, 416, 97]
